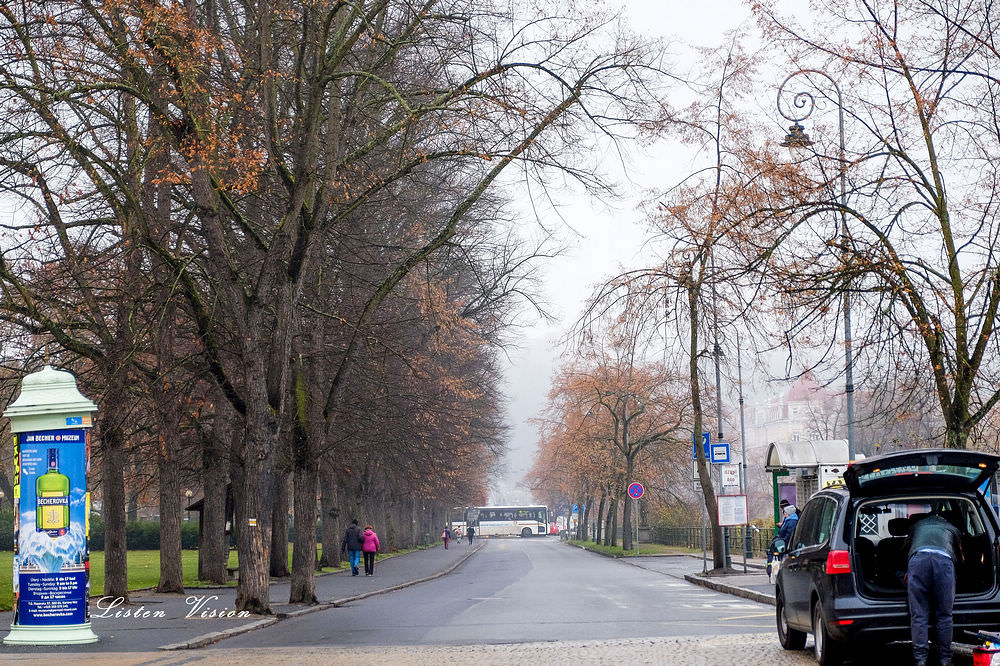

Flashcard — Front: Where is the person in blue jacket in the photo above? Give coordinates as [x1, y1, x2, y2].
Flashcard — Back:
[767, 502, 799, 581]
[777, 503, 799, 545]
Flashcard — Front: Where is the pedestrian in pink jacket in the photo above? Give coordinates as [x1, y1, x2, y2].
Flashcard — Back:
[362, 525, 380, 576]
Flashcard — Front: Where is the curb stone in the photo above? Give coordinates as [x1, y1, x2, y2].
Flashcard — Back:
[682, 573, 776, 606]
[157, 542, 485, 650]
[158, 617, 280, 650]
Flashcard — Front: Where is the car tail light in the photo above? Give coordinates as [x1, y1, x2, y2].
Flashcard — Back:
[826, 549, 851, 574]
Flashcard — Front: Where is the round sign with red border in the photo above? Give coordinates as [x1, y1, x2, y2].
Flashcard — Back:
[628, 482, 644, 499]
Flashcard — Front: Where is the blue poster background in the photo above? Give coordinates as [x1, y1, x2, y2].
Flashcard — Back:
[15, 429, 88, 626]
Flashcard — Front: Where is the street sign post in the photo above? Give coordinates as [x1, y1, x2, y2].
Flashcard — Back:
[627, 483, 644, 554]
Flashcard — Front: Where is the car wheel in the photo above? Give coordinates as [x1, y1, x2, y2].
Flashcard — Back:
[521, 527, 532, 537]
[812, 603, 845, 666]
[776, 591, 806, 650]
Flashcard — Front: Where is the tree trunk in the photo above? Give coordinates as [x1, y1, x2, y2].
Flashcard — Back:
[318, 468, 339, 568]
[269, 470, 290, 578]
[581, 496, 592, 542]
[156, 436, 184, 592]
[688, 277, 724, 571]
[608, 497, 619, 548]
[199, 398, 231, 584]
[126, 491, 138, 523]
[289, 410, 318, 603]
[154, 317, 184, 591]
[595, 494, 606, 544]
[100, 377, 129, 602]
[622, 456, 635, 551]
[233, 369, 276, 614]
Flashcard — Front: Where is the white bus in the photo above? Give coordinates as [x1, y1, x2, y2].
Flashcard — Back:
[466, 505, 548, 537]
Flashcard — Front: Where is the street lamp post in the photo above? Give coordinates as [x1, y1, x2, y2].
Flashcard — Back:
[184, 489, 193, 522]
[777, 69, 856, 463]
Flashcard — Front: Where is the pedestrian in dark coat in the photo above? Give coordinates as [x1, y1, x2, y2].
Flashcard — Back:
[362, 524, 381, 576]
[340, 519, 364, 576]
[467, 526, 475, 544]
[442, 526, 451, 549]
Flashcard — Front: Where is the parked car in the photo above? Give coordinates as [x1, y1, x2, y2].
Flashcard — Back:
[775, 448, 1000, 665]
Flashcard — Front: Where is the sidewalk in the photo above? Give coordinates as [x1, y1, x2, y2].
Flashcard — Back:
[679, 553, 777, 606]
[0, 541, 485, 654]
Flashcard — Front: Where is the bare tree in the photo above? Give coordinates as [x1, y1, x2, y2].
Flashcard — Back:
[754, 0, 1000, 449]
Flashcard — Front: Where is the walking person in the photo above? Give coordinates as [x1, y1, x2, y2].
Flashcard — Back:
[904, 512, 963, 666]
[362, 524, 381, 576]
[340, 518, 364, 576]
[467, 525, 474, 545]
[442, 526, 451, 549]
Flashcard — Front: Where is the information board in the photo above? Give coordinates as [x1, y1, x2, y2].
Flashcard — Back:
[717, 494, 749, 527]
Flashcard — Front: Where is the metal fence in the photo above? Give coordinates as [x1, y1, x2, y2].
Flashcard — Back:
[651, 525, 774, 559]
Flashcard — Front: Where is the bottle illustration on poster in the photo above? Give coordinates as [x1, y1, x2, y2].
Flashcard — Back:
[37, 448, 71, 538]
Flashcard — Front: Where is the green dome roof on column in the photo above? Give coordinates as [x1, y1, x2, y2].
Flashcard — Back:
[3, 365, 97, 431]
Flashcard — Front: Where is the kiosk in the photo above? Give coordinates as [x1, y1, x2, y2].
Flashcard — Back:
[3, 365, 98, 645]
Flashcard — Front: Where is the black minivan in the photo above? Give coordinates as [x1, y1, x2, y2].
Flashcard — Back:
[776, 448, 1000, 664]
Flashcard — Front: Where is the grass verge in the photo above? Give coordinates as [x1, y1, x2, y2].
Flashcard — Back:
[568, 540, 698, 557]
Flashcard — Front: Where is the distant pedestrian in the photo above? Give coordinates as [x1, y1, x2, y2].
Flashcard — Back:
[362, 524, 381, 576]
[467, 526, 475, 545]
[340, 518, 364, 576]
[442, 526, 451, 549]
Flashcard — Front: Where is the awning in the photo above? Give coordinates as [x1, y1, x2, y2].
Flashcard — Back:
[765, 439, 849, 471]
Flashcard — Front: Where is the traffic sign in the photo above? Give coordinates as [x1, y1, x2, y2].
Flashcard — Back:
[628, 482, 644, 499]
[710, 442, 731, 464]
[691, 432, 710, 459]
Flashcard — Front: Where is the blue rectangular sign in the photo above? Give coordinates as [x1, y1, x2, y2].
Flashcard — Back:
[18, 571, 87, 624]
[711, 443, 731, 464]
[692, 432, 710, 459]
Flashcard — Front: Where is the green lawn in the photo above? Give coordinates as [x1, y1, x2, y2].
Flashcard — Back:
[0, 546, 346, 612]
[568, 540, 695, 557]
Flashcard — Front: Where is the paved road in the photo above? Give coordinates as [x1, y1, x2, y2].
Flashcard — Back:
[0, 539, 942, 664]
[210, 536, 775, 648]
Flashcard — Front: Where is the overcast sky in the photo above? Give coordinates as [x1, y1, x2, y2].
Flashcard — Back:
[491, 0, 764, 504]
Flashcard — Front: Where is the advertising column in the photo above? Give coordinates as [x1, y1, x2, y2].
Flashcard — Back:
[3, 365, 98, 645]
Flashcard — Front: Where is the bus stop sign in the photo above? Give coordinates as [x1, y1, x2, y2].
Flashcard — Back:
[628, 482, 644, 499]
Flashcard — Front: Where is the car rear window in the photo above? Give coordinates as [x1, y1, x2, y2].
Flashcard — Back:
[854, 464, 985, 490]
